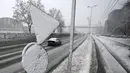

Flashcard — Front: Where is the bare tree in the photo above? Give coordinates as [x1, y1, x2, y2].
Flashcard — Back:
[48, 8, 65, 33]
[123, 1, 130, 9]
[121, 1, 130, 35]
[13, 0, 44, 33]
[48, 8, 57, 18]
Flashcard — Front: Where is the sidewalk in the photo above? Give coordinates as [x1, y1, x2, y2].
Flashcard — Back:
[52, 37, 94, 73]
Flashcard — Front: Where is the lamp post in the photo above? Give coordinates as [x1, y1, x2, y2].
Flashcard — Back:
[87, 5, 97, 35]
[87, 17, 90, 34]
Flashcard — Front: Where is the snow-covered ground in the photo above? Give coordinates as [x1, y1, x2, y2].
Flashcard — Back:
[51, 37, 93, 73]
[102, 36, 130, 46]
[0, 62, 23, 73]
[97, 36, 130, 72]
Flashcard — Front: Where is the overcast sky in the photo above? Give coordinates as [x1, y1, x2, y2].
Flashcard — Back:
[0, 0, 127, 26]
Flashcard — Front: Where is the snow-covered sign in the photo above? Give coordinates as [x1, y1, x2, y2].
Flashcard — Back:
[30, 4, 59, 44]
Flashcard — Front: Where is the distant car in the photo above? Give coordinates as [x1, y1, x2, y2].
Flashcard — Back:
[47, 38, 62, 46]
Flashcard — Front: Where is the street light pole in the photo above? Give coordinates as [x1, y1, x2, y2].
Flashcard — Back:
[87, 17, 90, 34]
[87, 5, 97, 35]
[67, 0, 76, 73]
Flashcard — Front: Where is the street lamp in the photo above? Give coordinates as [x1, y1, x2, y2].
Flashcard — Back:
[87, 17, 90, 34]
[87, 5, 97, 35]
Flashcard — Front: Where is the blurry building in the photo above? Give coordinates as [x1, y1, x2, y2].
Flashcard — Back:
[0, 17, 29, 33]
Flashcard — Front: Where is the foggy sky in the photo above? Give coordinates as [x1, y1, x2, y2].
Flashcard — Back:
[0, 0, 127, 26]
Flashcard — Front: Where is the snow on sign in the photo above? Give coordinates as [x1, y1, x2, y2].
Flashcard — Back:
[30, 4, 59, 44]
[22, 43, 48, 73]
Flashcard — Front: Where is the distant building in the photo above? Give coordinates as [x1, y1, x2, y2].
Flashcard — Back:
[0, 17, 28, 33]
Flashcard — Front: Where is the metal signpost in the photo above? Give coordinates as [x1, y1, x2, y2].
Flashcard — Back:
[22, 1, 77, 73]
[67, 0, 76, 73]
[21, 3, 59, 73]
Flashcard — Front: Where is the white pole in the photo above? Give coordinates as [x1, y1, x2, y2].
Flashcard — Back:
[90, 7, 92, 35]
[87, 17, 90, 34]
[67, 0, 76, 73]
[87, 5, 97, 35]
